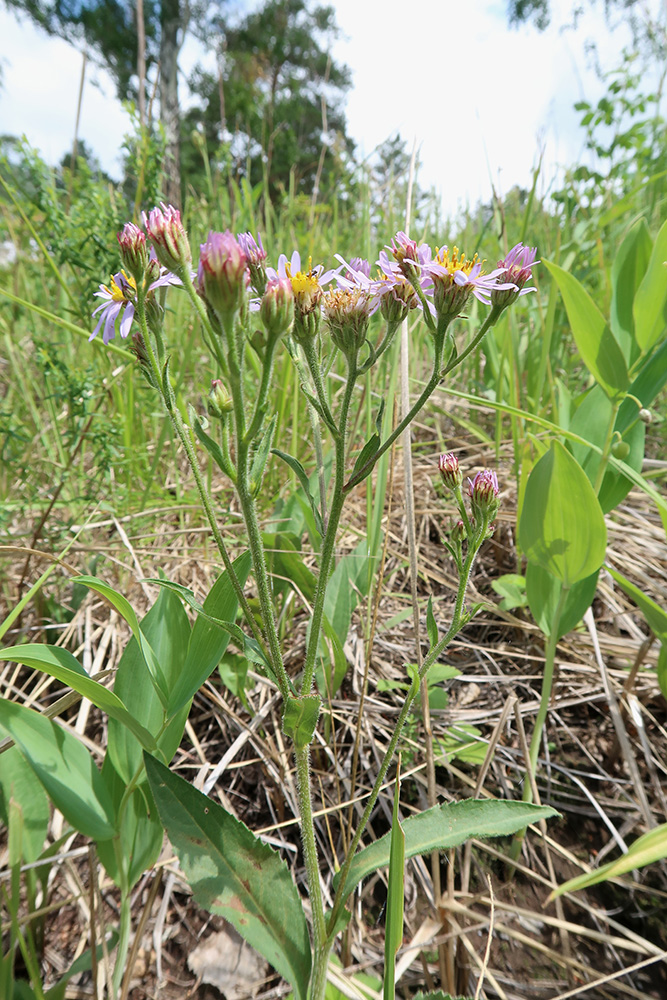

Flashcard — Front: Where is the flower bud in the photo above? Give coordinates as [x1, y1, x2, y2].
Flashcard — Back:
[323, 288, 373, 358]
[237, 232, 268, 295]
[612, 439, 630, 460]
[467, 469, 500, 521]
[117, 223, 149, 282]
[198, 231, 248, 327]
[260, 277, 294, 340]
[639, 408, 652, 424]
[142, 203, 192, 275]
[438, 452, 463, 491]
[379, 275, 419, 325]
[451, 520, 467, 543]
[207, 378, 233, 418]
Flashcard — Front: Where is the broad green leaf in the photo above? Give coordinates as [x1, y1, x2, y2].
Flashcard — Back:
[167, 552, 252, 718]
[519, 441, 607, 587]
[384, 775, 405, 1000]
[610, 218, 652, 362]
[317, 615, 348, 700]
[282, 696, 321, 750]
[0, 747, 49, 864]
[333, 799, 558, 903]
[526, 564, 599, 639]
[0, 700, 116, 842]
[323, 538, 370, 646]
[98, 758, 163, 888]
[605, 565, 667, 638]
[633, 217, 667, 353]
[75, 576, 168, 705]
[107, 585, 191, 783]
[543, 259, 629, 399]
[551, 823, 667, 899]
[263, 533, 317, 603]
[144, 753, 312, 1000]
[0, 644, 157, 753]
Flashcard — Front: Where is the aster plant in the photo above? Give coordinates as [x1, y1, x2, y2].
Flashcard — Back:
[20, 212, 549, 1000]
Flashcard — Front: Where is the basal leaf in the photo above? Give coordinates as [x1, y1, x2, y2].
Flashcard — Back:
[0, 700, 116, 842]
[144, 753, 311, 1000]
[525, 564, 599, 639]
[0, 644, 157, 753]
[633, 217, 667, 353]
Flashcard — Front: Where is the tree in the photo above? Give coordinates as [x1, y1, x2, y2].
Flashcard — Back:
[183, 0, 353, 199]
[4, 0, 213, 205]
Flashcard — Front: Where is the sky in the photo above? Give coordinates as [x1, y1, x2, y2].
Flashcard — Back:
[0, 0, 644, 219]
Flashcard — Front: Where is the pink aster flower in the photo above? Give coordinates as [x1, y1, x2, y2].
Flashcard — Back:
[197, 230, 249, 323]
[90, 266, 180, 345]
[467, 468, 500, 520]
[335, 253, 421, 324]
[492, 243, 539, 310]
[422, 246, 515, 322]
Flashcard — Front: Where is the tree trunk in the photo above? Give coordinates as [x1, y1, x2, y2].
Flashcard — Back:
[160, 0, 182, 207]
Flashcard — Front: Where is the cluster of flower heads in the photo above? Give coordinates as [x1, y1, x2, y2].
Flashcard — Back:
[438, 452, 500, 538]
[91, 202, 538, 348]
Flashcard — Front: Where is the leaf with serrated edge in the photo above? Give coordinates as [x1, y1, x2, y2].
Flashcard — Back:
[144, 753, 311, 1000]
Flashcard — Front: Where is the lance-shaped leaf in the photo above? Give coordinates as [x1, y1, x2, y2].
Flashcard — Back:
[543, 259, 629, 399]
[605, 565, 667, 638]
[144, 753, 311, 1000]
[0, 700, 116, 842]
[610, 217, 652, 363]
[333, 799, 558, 904]
[282, 696, 321, 750]
[0, 644, 157, 752]
[550, 823, 667, 899]
[633, 217, 667, 354]
[519, 441, 607, 587]
[75, 576, 168, 705]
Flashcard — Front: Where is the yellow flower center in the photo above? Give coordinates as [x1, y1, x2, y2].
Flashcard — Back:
[105, 270, 136, 302]
[434, 246, 480, 276]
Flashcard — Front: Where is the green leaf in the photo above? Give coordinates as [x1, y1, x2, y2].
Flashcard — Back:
[192, 409, 228, 472]
[605, 565, 667, 639]
[263, 533, 316, 604]
[657, 643, 667, 701]
[0, 747, 50, 864]
[525, 564, 599, 639]
[543, 259, 629, 399]
[167, 552, 252, 718]
[633, 217, 667, 353]
[272, 449, 323, 536]
[333, 799, 558, 903]
[518, 441, 607, 587]
[250, 415, 277, 495]
[282, 696, 321, 749]
[144, 753, 312, 1000]
[551, 822, 667, 899]
[0, 700, 116, 842]
[0, 644, 157, 753]
[426, 596, 438, 649]
[491, 574, 528, 611]
[107, 585, 191, 784]
[97, 758, 163, 888]
[610, 218, 652, 363]
[352, 433, 380, 479]
[74, 576, 168, 705]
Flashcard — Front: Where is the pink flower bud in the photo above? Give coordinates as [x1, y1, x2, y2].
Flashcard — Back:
[438, 452, 463, 490]
[207, 378, 233, 418]
[142, 203, 192, 274]
[117, 223, 149, 281]
[467, 469, 500, 519]
[197, 231, 248, 325]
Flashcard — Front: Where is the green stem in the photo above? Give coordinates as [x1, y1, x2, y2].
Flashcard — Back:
[344, 330, 445, 492]
[300, 356, 358, 696]
[295, 747, 327, 947]
[593, 399, 621, 495]
[326, 526, 485, 938]
[244, 335, 279, 446]
[302, 337, 337, 432]
[440, 305, 504, 379]
[111, 889, 132, 998]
